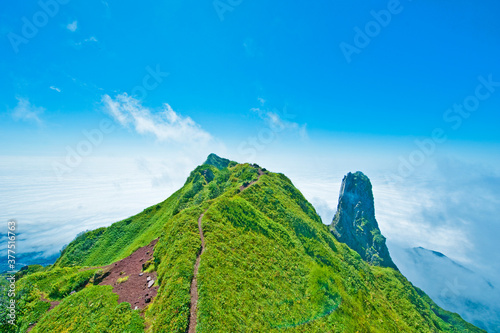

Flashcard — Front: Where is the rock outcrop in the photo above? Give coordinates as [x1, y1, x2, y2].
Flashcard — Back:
[330, 172, 397, 270]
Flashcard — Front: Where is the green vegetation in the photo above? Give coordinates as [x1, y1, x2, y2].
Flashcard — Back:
[55, 188, 181, 267]
[116, 276, 129, 284]
[203, 153, 234, 170]
[145, 206, 205, 332]
[0, 266, 99, 332]
[32, 285, 144, 332]
[14, 265, 46, 280]
[0, 278, 50, 333]
[1, 155, 485, 333]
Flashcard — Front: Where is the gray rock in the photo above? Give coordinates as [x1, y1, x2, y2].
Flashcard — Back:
[330, 172, 398, 270]
[147, 276, 151, 281]
[148, 280, 154, 288]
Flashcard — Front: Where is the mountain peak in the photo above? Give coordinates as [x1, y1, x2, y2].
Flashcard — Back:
[330, 172, 398, 270]
[203, 153, 234, 170]
[414, 246, 446, 258]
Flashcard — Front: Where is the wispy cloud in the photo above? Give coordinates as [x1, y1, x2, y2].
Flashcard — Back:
[375, 156, 500, 284]
[416, 158, 500, 276]
[102, 93, 212, 144]
[12, 97, 45, 125]
[49, 86, 61, 93]
[67, 20, 78, 32]
[251, 106, 308, 139]
[71, 36, 98, 48]
[85, 36, 97, 43]
[390, 246, 500, 332]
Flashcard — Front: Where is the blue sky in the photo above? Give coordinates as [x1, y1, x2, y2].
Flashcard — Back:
[2, 0, 500, 154]
[1, 0, 500, 310]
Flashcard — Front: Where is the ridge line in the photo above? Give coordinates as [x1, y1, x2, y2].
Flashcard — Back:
[188, 167, 263, 332]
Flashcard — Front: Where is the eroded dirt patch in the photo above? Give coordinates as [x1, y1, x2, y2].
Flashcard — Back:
[99, 239, 159, 310]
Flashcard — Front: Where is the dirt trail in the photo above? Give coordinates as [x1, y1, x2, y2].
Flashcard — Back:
[40, 296, 60, 311]
[188, 212, 206, 333]
[239, 168, 264, 191]
[188, 168, 264, 332]
[26, 295, 60, 332]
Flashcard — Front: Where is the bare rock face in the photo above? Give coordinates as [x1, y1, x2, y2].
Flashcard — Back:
[330, 172, 398, 270]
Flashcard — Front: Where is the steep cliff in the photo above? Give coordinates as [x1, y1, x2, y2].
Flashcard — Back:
[331, 171, 398, 270]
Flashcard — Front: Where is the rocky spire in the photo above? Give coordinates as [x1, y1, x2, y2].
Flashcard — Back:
[330, 172, 397, 270]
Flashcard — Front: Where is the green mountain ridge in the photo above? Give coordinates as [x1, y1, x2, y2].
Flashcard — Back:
[0, 154, 485, 332]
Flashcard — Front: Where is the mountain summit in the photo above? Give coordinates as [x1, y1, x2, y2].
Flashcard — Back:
[203, 153, 234, 170]
[330, 171, 398, 270]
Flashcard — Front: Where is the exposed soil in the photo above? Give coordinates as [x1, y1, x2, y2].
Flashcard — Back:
[27, 240, 159, 332]
[99, 239, 159, 310]
[188, 212, 206, 333]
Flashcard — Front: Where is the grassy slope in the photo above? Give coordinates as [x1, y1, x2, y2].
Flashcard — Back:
[195, 170, 482, 332]
[31, 285, 144, 333]
[55, 188, 181, 267]
[0, 266, 146, 333]
[1, 160, 484, 333]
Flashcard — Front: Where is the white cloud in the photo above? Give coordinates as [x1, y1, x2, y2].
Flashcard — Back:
[67, 21, 78, 32]
[72, 36, 98, 48]
[102, 93, 212, 144]
[49, 86, 61, 92]
[12, 98, 45, 125]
